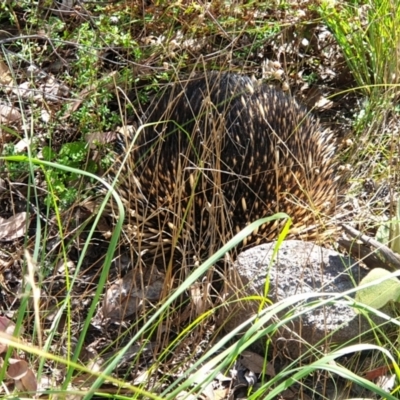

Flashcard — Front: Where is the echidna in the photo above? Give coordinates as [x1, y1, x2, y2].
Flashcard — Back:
[110, 72, 338, 268]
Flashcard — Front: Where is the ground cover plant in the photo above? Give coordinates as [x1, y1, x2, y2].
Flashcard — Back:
[1, 0, 400, 398]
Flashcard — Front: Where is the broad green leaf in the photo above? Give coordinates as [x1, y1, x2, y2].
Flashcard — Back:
[392, 197, 400, 254]
[355, 268, 400, 310]
[375, 198, 400, 254]
[42, 146, 55, 161]
[376, 222, 390, 246]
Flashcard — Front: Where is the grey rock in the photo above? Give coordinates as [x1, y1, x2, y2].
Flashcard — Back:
[223, 240, 394, 357]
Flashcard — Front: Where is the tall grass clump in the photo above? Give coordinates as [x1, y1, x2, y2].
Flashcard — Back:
[319, 0, 400, 95]
[319, 0, 400, 134]
[319, 0, 400, 212]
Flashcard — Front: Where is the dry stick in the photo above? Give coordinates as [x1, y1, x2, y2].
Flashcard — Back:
[339, 224, 400, 271]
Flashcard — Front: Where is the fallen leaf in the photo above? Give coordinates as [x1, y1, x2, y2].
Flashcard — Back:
[8, 359, 37, 394]
[213, 388, 229, 400]
[190, 280, 211, 317]
[176, 391, 198, 400]
[7, 358, 28, 380]
[375, 373, 396, 392]
[364, 364, 394, 380]
[0, 315, 14, 333]
[0, 104, 21, 123]
[0, 316, 16, 353]
[102, 268, 164, 320]
[86, 131, 117, 147]
[240, 350, 275, 376]
[12, 81, 31, 98]
[15, 138, 31, 152]
[39, 76, 70, 102]
[0, 59, 12, 86]
[18, 367, 38, 393]
[0, 212, 28, 241]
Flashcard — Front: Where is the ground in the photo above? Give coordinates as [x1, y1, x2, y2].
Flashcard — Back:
[0, 1, 399, 399]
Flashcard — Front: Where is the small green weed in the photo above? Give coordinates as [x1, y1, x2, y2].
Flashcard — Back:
[42, 141, 96, 208]
[1, 143, 35, 179]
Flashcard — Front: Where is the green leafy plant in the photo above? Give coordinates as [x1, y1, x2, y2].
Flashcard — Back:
[1, 143, 35, 179]
[4, 1, 400, 398]
[0, 154, 125, 398]
[319, 0, 400, 95]
[376, 197, 400, 254]
[356, 201, 400, 311]
[355, 268, 400, 310]
[42, 141, 96, 208]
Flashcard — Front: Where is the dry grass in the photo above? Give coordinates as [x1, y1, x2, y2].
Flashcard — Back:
[0, 0, 400, 398]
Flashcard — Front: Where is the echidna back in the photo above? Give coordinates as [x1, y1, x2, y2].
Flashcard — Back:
[114, 73, 337, 267]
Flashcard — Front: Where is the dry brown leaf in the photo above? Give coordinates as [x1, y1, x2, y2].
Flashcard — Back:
[63, 394, 85, 400]
[39, 76, 70, 102]
[176, 391, 198, 400]
[86, 131, 117, 147]
[190, 281, 210, 317]
[12, 82, 31, 98]
[303, 87, 333, 110]
[201, 381, 215, 400]
[95, 217, 113, 238]
[0, 315, 13, 333]
[15, 138, 31, 152]
[132, 370, 151, 385]
[19, 366, 38, 393]
[0, 315, 16, 336]
[0, 104, 22, 123]
[0, 340, 8, 354]
[213, 388, 229, 400]
[0, 316, 16, 353]
[281, 387, 312, 400]
[79, 201, 113, 236]
[7, 358, 29, 380]
[0, 212, 28, 241]
[314, 95, 333, 110]
[102, 268, 164, 320]
[0, 59, 12, 86]
[240, 351, 275, 376]
[56, 259, 75, 274]
[72, 372, 98, 386]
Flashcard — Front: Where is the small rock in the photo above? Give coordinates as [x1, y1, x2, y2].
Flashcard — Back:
[223, 240, 394, 357]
